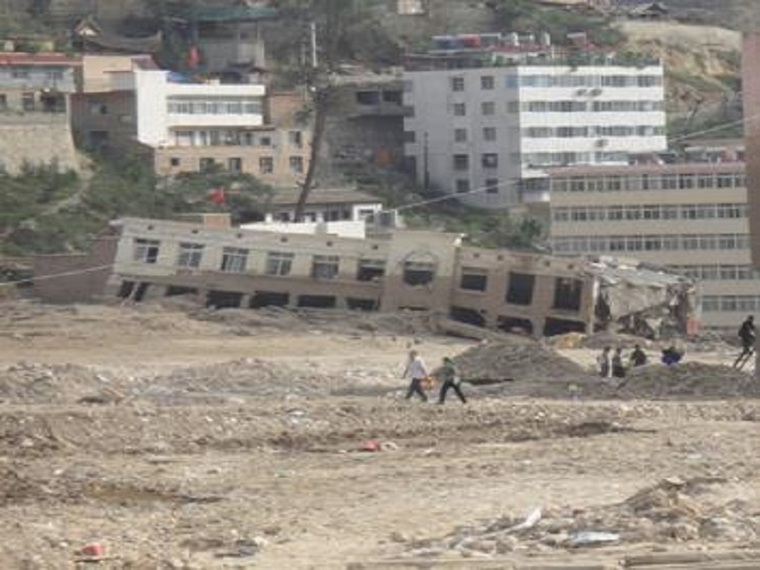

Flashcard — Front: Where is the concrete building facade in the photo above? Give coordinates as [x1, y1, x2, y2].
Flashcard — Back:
[548, 162, 753, 330]
[35, 216, 597, 338]
[70, 56, 312, 186]
[403, 56, 667, 209]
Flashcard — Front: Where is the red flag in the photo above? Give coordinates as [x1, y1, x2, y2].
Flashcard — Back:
[210, 187, 226, 205]
[187, 45, 201, 69]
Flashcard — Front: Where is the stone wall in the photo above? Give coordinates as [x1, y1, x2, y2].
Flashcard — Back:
[0, 116, 80, 173]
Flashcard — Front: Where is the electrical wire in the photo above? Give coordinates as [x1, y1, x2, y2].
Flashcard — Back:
[0, 264, 114, 287]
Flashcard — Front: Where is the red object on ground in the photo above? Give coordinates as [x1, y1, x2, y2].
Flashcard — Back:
[80, 543, 105, 558]
[210, 187, 226, 205]
[360, 440, 380, 452]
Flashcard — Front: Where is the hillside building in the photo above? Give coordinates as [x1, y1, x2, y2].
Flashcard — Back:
[548, 160, 753, 331]
[403, 38, 667, 209]
[0, 51, 81, 173]
[70, 55, 311, 186]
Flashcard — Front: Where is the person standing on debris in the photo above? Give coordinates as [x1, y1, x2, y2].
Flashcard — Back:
[403, 349, 430, 402]
[734, 315, 756, 368]
[438, 356, 467, 405]
[661, 344, 683, 366]
[596, 346, 612, 378]
[611, 347, 626, 378]
[629, 344, 648, 368]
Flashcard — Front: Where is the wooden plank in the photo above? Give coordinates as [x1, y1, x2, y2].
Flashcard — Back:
[624, 550, 760, 567]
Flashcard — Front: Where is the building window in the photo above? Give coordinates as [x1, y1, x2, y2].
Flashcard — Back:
[22, 92, 35, 111]
[483, 127, 497, 141]
[289, 156, 304, 174]
[454, 128, 467, 143]
[455, 179, 470, 194]
[403, 131, 416, 143]
[288, 131, 303, 147]
[453, 154, 469, 170]
[481, 101, 495, 116]
[89, 102, 108, 115]
[453, 103, 466, 116]
[357, 258, 385, 282]
[259, 157, 274, 174]
[553, 278, 583, 312]
[259, 136, 272, 147]
[451, 77, 465, 92]
[133, 239, 160, 264]
[403, 261, 435, 286]
[506, 272, 535, 305]
[481, 75, 494, 90]
[12, 68, 29, 79]
[221, 247, 249, 273]
[311, 255, 340, 280]
[177, 243, 204, 268]
[266, 251, 294, 276]
[485, 178, 499, 194]
[482, 153, 498, 168]
[199, 158, 215, 172]
[170, 157, 181, 167]
[460, 268, 488, 291]
[228, 157, 242, 172]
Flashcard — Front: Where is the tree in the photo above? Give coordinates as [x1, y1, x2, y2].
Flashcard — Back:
[269, 0, 394, 221]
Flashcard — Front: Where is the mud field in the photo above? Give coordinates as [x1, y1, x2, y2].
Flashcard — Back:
[0, 299, 759, 569]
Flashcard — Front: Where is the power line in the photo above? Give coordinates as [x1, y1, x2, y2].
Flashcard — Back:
[0, 264, 114, 288]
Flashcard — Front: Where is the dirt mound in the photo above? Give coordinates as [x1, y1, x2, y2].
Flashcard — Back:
[614, 362, 760, 399]
[393, 476, 759, 560]
[0, 363, 107, 404]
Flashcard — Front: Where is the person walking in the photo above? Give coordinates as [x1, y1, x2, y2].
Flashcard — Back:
[437, 356, 467, 405]
[611, 347, 626, 378]
[403, 349, 429, 402]
[734, 314, 756, 368]
[596, 346, 612, 378]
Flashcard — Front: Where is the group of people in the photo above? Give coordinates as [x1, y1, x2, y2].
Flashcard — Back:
[402, 349, 467, 405]
[596, 344, 648, 379]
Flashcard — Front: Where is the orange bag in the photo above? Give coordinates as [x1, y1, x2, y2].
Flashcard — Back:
[421, 376, 436, 390]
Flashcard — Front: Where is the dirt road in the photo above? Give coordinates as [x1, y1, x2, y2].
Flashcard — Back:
[0, 301, 758, 569]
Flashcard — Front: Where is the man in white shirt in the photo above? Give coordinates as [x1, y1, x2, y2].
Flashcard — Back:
[403, 349, 429, 402]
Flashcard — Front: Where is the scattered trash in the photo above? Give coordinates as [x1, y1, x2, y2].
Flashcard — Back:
[568, 531, 621, 548]
[360, 440, 380, 452]
[506, 507, 542, 533]
[78, 542, 105, 558]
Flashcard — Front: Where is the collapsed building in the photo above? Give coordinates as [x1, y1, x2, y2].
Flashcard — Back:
[31, 214, 696, 339]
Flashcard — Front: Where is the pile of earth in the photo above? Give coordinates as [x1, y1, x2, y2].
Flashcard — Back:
[609, 361, 760, 400]
[392, 476, 760, 561]
[447, 341, 760, 401]
[0, 363, 110, 404]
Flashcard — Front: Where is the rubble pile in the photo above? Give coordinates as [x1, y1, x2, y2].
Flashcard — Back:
[395, 477, 760, 560]
[614, 362, 760, 400]
[0, 363, 107, 404]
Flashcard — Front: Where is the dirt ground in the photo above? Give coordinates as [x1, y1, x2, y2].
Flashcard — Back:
[1, 300, 759, 569]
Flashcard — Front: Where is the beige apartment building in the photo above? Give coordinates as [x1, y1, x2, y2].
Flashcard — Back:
[549, 162, 753, 330]
[34, 215, 598, 338]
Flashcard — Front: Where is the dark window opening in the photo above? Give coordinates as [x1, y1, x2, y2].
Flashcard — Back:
[382, 90, 402, 104]
[460, 271, 488, 291]
[543, 317, 585, 337]
[356, 91, 380, 105]
[347, 298, 377, 311]
[506, 272, 535, 305]
[403, 261, 435, 286]
[297, 295, 337, 308]
[206, 290, 243, 309]
[497, 316, 534, 336]
[165, 286, 198, 297]
[449, 306, 486, 327]
[118, 281, 149, 302]
[553, 277, 583, 312]
[357, 259, 385, 282]
[250, 291, 290, 309]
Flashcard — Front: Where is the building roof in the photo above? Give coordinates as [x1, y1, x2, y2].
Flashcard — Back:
[269, 188, 382, 207]
[547, 161, 745, 177]
[191, 5, 279, 23]
[0, 52, 81, 67]
[75, 16, 163, 54]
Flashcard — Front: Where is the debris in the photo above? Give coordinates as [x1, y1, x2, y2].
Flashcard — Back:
[568, 531, 620, 548]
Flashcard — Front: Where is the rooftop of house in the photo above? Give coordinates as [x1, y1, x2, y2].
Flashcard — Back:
[0, 52, 81, 67]
[268, 188, 383, 207]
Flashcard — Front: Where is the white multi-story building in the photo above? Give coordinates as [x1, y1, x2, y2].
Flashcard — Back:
[403, 59, 667, 209]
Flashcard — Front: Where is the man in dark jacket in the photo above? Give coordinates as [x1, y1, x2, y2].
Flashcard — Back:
[734, 315, 755, 368]
[438, 357, 467, 404]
